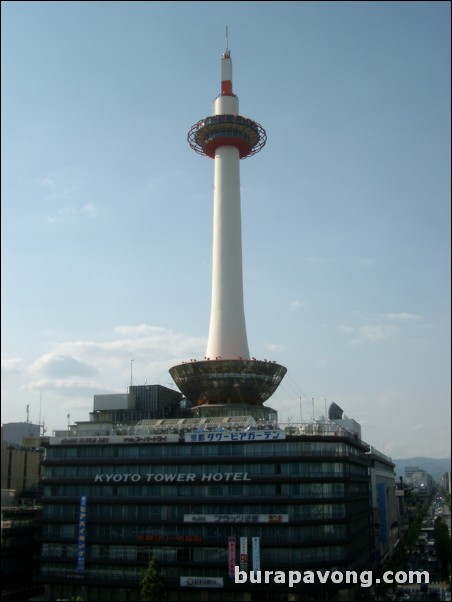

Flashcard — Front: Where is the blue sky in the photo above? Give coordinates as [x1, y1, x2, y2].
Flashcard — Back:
[1, 1, 450, 459]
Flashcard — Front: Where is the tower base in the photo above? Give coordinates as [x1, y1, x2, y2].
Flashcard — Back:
[169, 359, 287, 407]
[180, 402, 278, 423]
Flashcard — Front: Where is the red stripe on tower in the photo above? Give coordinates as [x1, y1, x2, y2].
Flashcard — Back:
[221, 80, 233, 96]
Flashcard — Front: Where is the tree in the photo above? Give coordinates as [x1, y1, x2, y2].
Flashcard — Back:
[140, 556, 167, 602]
[434, 517, 451, 580]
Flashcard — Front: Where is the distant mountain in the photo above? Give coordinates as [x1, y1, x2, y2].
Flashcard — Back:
[393, 457, 451, 482]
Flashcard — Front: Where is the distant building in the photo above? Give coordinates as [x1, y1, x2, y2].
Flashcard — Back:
[2, 422, 40, 446]
[404, 466, 433, 498]
[395, 478, 407, 533]
[1, 426, 43, 502]
[73, 384, 182, 434]
[441, 471, 451, 495]
[328, 402, 362, 440]
[0, 429, 45, 600]
[1, 504, 43, 601]
[367, 447, 399, 568]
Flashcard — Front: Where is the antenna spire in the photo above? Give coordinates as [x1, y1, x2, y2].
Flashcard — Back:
[225, 26, 229, 52]
[130, 359, 135, 388]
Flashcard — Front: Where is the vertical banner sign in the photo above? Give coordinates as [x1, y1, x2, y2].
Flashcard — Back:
[228, 536, 236, 577]
[77, 495, 87, 573]
[239, 536, 248, 571]
[252, 537, 261, 572]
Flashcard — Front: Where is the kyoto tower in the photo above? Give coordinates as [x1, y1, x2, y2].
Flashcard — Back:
[170, 39, 286, 419]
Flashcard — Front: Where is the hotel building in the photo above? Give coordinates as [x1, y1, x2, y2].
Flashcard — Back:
[38, 418, 372, 601]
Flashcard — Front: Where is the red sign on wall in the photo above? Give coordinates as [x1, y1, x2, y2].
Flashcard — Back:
[228, 537, 236, 577]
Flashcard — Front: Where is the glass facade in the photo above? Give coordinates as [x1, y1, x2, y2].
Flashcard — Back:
[38, 434, 372, 601]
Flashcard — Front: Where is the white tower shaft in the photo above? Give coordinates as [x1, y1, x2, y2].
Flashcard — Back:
[206, 144, 249, 360]
[205, 53, 250, 360]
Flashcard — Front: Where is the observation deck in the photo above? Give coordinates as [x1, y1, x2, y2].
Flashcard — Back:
[169, 358, 287, 407]
[188, 114, 266, 159]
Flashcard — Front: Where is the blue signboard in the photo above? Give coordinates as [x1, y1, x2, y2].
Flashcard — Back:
[77, 495, 87, 573]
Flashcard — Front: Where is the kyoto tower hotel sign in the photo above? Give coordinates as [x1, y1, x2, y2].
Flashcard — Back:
[170, 42, 286, 417]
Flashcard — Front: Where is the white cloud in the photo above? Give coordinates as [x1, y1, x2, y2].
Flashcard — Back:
[39, 178, 55, 188]
[360, 324, 400, 341]
[289, 300, 306, 311]
[1, 325, 206, 431]
[408, 423, 427, 431]
[23, 325, 206, 402]
[30, 354, 99, 378]
[81, 203, 99, 218]
[22, 378, 108, 397]
[264, 343, 287, 353]
[1, 357, 26, 374]
[383, 312, 421, 322]
[114, 325, 169, 337]
[38, 167, 98, 224]
[338, 311, 422, 345]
